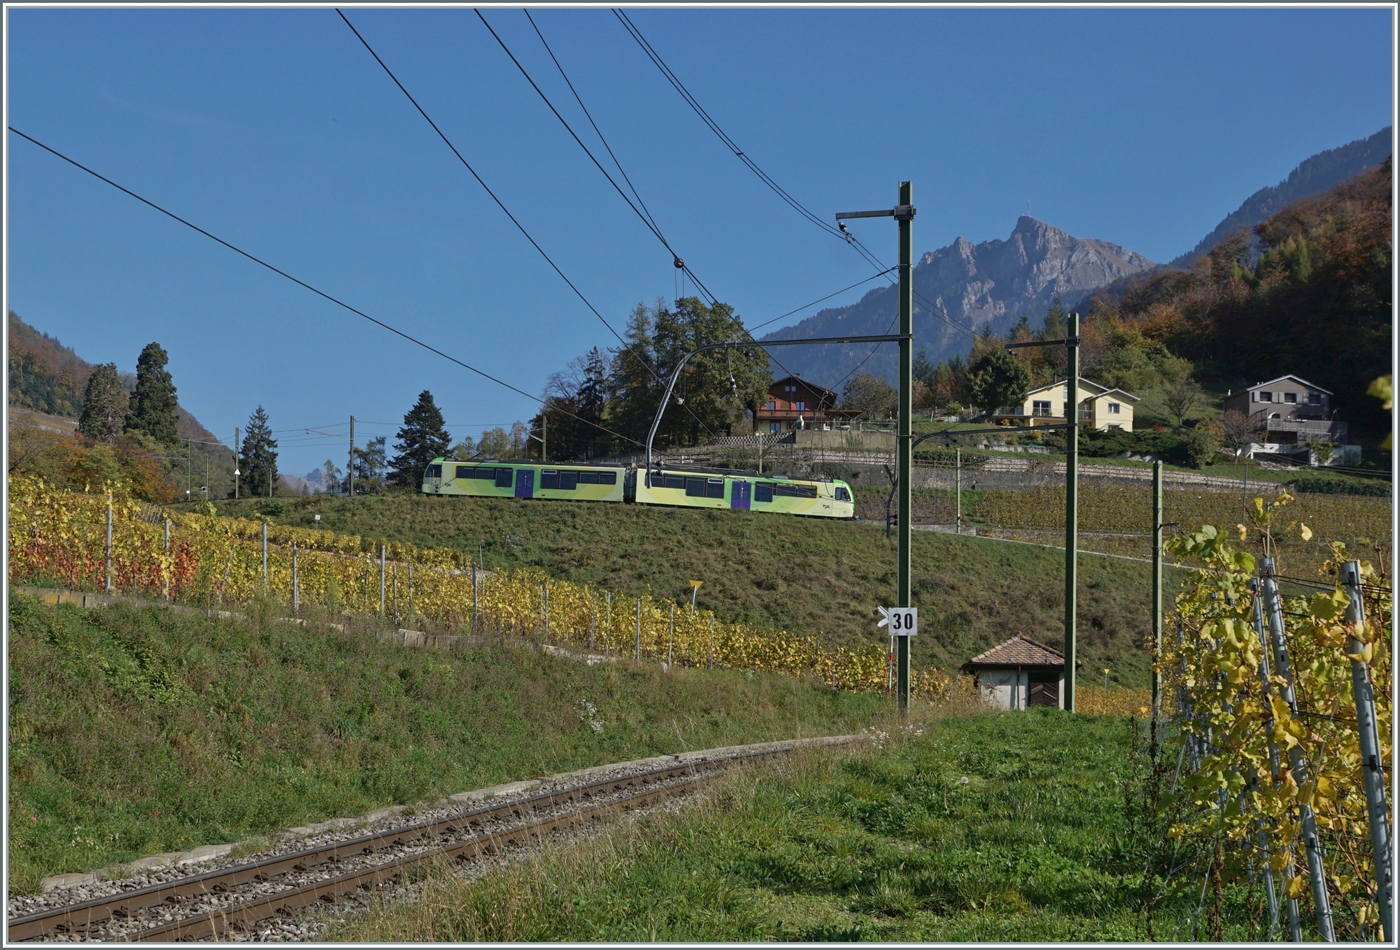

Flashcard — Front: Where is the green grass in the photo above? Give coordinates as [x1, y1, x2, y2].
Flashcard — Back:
[332, 710, 1256, 942]
[212, 491, 1162, 684]
[6, 593, 890, 894]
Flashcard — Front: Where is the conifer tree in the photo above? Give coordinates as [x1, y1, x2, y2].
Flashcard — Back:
[389, 390, 451, 486]
[238, 406, 279, 498]
[77, 362, 127, 442]
[124, 342, 180, 446]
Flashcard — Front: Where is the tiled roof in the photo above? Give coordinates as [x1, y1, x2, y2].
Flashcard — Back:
[963, 635, 1066, 669]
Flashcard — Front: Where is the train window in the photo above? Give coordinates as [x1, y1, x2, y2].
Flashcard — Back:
[798, 485, 817, 499]
[598, 471, 617, 485]
[773, 483, 797, 497]
[755, 482, 774, 503]
[426, 464, 442, 479]
[685, 478, 706, 497]
[664, 474, 685, 490]
[706, 479, 725, 499]
[577, 471, 599, 484]
[473, 468, 497, 480]
[560, 471, 579, 491]
[541, 470, 560, 490]
[835, 487, 851, 502]
[495, 468, 514, 489]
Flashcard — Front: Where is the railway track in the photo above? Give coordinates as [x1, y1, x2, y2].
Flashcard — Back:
[8, 743, 818, 942]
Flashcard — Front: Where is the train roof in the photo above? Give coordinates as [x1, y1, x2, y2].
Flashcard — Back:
[430, 458, 847, 484]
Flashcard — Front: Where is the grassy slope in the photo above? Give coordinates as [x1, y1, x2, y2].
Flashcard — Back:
[335, 709, 1253, 942]
[214, 492, 1165, 684]
[6, 594, 888, 894]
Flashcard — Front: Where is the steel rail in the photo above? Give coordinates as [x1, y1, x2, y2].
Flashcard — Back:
[127, 773, 707, 941]
[8, 748, 799, 942]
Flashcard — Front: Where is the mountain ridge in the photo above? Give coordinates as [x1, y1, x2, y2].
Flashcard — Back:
[1169, 126, 1392, 267]
[760, 216, 1154, 388]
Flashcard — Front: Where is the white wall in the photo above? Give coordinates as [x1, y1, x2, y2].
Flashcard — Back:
[979, 670, 1028, 710]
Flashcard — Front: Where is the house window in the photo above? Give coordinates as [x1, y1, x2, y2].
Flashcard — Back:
[1032, 400, 1052, 417]
[769, 422, 781, 434]
[764, 401, 777, 411]
[1258, 391, 1273, 402]
[1108, 402, 1121, 414]
[785, 385, 796, 393]
[1108, 423, 1122, 430]
[1285, 392, 1297, 404]
[1307, 393, 1323, 405]
[794, 401, 806, 411]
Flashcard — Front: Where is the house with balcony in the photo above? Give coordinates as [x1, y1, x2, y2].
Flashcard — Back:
[752, 375, 861, 434]
[994, 378, 1140, 432]
[1222, 376, 1347, 449]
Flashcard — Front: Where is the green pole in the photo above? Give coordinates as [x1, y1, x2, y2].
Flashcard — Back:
[896, 181, 914, 713]
[1064, 312, 1079, 711]
[1151, 459, 1163, 740]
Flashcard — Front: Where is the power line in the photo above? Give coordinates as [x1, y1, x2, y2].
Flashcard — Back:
[746, 267, 895, 334]
[523, 9, 664, 245]
[7, 126, 646, 450]
[338, 9, 717, 441]
[613, 9, 978, 369]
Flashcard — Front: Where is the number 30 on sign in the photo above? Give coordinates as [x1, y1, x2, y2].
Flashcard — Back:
[877, 606, 917, 636]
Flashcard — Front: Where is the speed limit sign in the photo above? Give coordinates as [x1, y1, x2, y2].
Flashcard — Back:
[877, 606, 917, 636]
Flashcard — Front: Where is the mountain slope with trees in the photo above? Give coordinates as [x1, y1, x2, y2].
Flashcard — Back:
[1081, 157, 1392, 441]
[1170, 126, 1391, 268]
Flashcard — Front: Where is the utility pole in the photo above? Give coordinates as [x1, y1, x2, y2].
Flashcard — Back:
[1064, 312, 1080, 711]
[348, 416, 355, 497]
[187, 438, 193, 503]
[895, 181, 914, 713]
[1151, 460, 1163, 746]
[234, 426, 240, 500]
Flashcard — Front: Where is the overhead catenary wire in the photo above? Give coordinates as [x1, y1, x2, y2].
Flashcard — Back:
[613, 7, 976, 390]
[471, 8, 809, 391]
[337, 9, 718, 441]
[7, 126, 646, 450]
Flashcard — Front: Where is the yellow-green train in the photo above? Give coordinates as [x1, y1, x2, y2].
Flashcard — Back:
[422, 459, 854, 519]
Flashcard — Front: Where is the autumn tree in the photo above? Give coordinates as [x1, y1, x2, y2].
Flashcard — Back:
[965, 347, 1031, 415]
[841, 371, 898, 420]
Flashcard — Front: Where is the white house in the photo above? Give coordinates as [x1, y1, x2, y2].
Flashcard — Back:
[996, 378, 1140, 432]
[962, 635, 1073, 710]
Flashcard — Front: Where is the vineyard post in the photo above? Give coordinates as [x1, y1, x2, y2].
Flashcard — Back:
[1343, 560, 1393, 941]
[635, 599, 641, 661]
[472, 557, 479, 636]
[589, 595, 596, 651]
[544, 583, 550, 643]
[379, 545, 386, 618]
[408, 564, 414, 626]
[1252, 578, 1296, 940]
[393, 564, 399, 626]
[261, 522, 268, 595]
[667, 603, 675, 669]
[1151, 460, 1163, 748]
[606, 591, 611, 655]
[164, 518, 171, 601]
[955, 447, 961, 534]
[1262, 558, 1336, 941]
[292, 541, 299, 616]
[709, 616, 714, 670]
[105, 495, 113, 594]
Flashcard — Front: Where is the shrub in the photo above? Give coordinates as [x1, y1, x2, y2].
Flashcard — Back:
[1289, 475, 1391, 497]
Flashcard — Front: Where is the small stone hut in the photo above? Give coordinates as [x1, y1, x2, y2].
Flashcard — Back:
[962, 635, 1074, 710]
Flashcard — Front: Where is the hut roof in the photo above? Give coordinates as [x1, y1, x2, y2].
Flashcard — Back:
[962, 635, 1071, 671]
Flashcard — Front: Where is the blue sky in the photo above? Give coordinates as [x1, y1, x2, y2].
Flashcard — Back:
[6, 5, 1394, 476]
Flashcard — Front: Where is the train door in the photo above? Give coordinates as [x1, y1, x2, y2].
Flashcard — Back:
[730, 480, 751, 510]
[514, 468, 534, 499]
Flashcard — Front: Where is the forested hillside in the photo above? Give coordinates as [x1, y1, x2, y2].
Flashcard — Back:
[1081, 158, 1392, 439]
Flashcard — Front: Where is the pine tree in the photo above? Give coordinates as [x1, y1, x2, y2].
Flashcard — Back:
[77, 362, 128, 442]
[389, 390, 451, 486]
[238, 406, 279, 498]
[124, 342, 180, 446]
